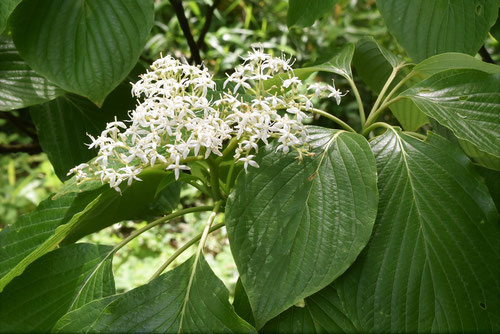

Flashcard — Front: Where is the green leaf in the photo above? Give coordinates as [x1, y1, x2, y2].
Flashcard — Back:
[0, 36, 63, 111]
[55, 256, 256, 333]
[491, 9, 500, 42]
[53, 296, 119, 334]
[287, 0, 338, 27]
[259, 285, 359, 333]
[353, 37, 428, 131]
[261, 305, 319, 334]
[0, 0, 20, 33]
[10, 0, 154, 105]
[30, 85, 134, 181]
[376, 0, 500, 62]
[61, 169, 180, 243]
[477, 167, 500, 212]
[233, 279, 255, 327]
[402, 69, 500, 158]
[333, 129, 500, 332]
[305, 285, 359, 332]
[412, 52, 500, 77]
[0, 189, 101, 285]
[0, 243, 115, 333]
[264, 44, 355, 91]
[0, 169, 180, 291]
[225, 126, 378, 328]
[459, 139, 500, 172]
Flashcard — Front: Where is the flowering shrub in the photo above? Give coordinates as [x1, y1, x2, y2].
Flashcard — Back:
[68, 48, 345, 190]
[1, 1, 499, 333]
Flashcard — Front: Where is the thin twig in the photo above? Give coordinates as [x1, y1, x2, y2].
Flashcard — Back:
[0, 143, 42, 154]
[196, 0, 221, 50]
[479, 45, 495, 64]
[170, 0, 202, 65]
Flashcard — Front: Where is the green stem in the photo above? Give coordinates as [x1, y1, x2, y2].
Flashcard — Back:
[379, 71, 416, 109]
[178, 203, 222, 334]
[225, 163, 235, 194]
[148, 221, 226, 282]
[362, 122, 394, 137]
[346, 77, 366, 126]
[404, 131, 427, 140]
[305, 107, 356, 133]
[364, 95, 404, 128]
[216, 137, 239, 164]
[367, 67, 399, 123]
[207, 158, 223, 200]
[68, 205, 214, 310]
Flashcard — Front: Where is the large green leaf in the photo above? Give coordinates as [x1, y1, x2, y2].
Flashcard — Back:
[353, 37, 429, 131]
[225, 126, 378, 328]
[412, 52, 500, 77]
[30, 84, 134, 181]
[0, 36, 63, 111]
[333, 129, 500, 332]
[402, 69, 500, 158]
[0, 243, 115, 333]
[0, 0, 20, 33]
[0, 169, 180, 291]
[287, 0, 337, 27]
[376, 0, 499, 62]
[0, 189, 100, 284]
[10, 0, 154, 105]
[54, 256, 256, 333]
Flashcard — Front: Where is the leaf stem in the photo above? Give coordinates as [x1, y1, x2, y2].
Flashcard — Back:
[346, 77, 366, 126]
[216, 137, 239, 164]
[148, 221, 226, 282]
[362, 122, 394, 137]
[379, 71, 416, 109]
[207, 158, 223, 200]
[178, 202, 222, 334]
[404, 131, 427, 140]
[367, 67, 399, 122]
[364, 95, 404, 128]
[68, 205, 214, 310]
[305, 107, 356, 133]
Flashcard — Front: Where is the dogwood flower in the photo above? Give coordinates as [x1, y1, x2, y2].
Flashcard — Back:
[68, 47, 347, 191]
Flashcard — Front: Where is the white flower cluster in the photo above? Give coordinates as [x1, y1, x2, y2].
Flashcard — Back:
[68, 46, 346, 192]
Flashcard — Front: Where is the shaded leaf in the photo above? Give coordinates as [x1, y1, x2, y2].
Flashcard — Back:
[287, 0, 338, 27]
[333, 129, 500, 332]
[30, 84, 134, 180]
[53, 296, 119, 334]
[0, 243, 114, 333]
[376, 0, 499, 62]
[226, 126, 378, 328]
[0, 36, 63, 111]
[0, 0, 20, 33]
[10, 0, 154, 105]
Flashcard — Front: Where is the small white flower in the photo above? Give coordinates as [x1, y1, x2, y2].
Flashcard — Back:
[166, 156, 190, 180]
[238, 155, 259, 172]
[282, 76, 301, 88]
